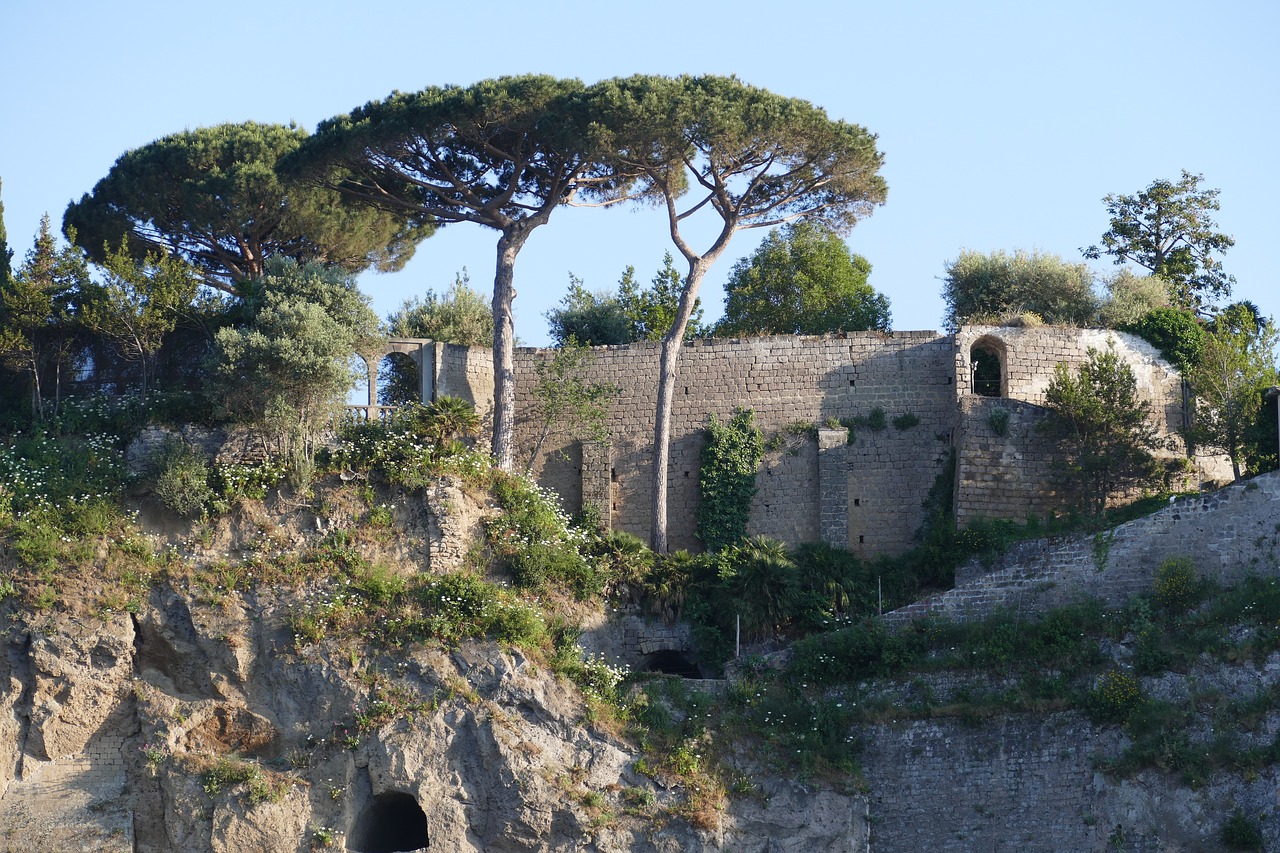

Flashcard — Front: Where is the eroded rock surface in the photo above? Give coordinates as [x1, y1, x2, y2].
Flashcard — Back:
[0, 590, 868, 852]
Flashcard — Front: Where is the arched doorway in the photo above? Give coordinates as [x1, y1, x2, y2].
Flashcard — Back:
[379, 352, 421, 406]
[969, 337, 1007, 397]
[350, 791, 429, 853]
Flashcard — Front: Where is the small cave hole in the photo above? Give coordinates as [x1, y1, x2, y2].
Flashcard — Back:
[643, 649, 703, 679]
[351, 791, 429, 853]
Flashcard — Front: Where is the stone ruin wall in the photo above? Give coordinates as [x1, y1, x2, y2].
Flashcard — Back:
[434, 342, 495, 428]
[417, 326, 1228, 556]
[884, 469, 1280, 627]
[510, 332, 956, 557]
[952, 326, 1232, 528]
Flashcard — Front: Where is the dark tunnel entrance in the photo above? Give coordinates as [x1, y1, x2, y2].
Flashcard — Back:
[643, 649, 703, 679]
[351, 791, 429, 852]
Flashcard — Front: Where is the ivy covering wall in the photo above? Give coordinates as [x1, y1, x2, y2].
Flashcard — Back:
[696, 408, 764, 551]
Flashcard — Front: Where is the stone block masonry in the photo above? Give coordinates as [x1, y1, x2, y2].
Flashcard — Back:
[418, 324, 1232, 556]
[511, 332, 956, 555]
[885, 469, 1280, 626]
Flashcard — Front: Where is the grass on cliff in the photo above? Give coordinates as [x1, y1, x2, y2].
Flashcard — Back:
[4, 398, 1278, 819]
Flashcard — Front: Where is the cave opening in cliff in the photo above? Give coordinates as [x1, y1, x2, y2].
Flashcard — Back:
[643, 649, 702, 679]
[351, 791, 429, 853]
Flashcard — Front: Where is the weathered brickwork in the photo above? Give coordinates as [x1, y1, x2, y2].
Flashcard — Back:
[886, 469, 1280, 626]
[414, 325, 1240, 555]
[435, 342, 495, 427]
[861, 710, 1280, 852]
[510, 333, 955, 555]
[953, 326, 1232, 527]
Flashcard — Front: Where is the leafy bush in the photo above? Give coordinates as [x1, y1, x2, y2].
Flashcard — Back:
[988, 406, 1011, 436]
[152, 440, 213, 518]
[1221, 809, 1265, 851]
[891, 412, 919, 430]
[209, 460, 286, 506]
[202, 756, 284, 803]
[486, 473, 598, 598]
[1122, 307, 1206, 372]
[789, 618, 928, 685]
[1086, 670, 1143, 723]
[1153, 556, 1201, 613]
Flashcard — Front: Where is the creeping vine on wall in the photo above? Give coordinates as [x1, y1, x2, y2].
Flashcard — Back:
[696, 408, 764, 552]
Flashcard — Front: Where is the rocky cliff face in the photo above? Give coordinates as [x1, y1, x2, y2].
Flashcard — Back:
[0, 584, 868, 852]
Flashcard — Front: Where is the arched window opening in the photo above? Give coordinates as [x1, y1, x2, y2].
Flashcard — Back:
[378, 352, 421, 407]
[347, 354, 373, 408]
[643, 650, 702, 679]
[970, 341, 1005, 397]
[350, 791, 429, 853]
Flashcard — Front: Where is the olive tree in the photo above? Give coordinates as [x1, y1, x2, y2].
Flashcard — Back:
[941, 249, 1097, 331]
[209, 258, 382, 473]
[595, 74, 888, 551]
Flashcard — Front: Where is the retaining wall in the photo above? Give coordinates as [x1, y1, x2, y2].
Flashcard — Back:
[885, 470, 1280, 626]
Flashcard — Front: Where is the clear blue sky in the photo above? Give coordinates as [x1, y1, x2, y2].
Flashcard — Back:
[2, 0, 1276, 344]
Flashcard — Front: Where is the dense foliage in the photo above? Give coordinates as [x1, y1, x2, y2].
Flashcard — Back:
[64, 122, 428, 291]
[1084, 170, 1235, 313]
[1186, 304, 1280, 479]
[545, 254, 707, 347]
[718, 221, 890, 336]
[941, 249, 1096, 330]
[1041, 343, 1167, 515]
[209, 258, 382, 476]
[695, 408, 764, 552]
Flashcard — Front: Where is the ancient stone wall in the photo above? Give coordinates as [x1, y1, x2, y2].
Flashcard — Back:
[435, 343, 495, 427]
[952, 326, 1232, 526]
[420, 326, 1230, 554]
[508, 333, 955, 555]
[885, 469, 1280, 626]
[861, 708, 1280, 851]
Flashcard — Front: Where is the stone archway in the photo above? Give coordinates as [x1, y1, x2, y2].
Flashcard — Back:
[348, 338, 434, 421]
[378, 352, 421, 407]
[969, 335, 1008, 398]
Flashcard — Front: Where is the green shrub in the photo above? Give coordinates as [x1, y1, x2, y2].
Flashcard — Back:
[484, 472, 603, 599]
[891, 412, 919, 430]
[988, 406, 1011, 436]
[201, 756, 285, 803]
[1221, 809, 1264, 851]
[1122, 307, 1206, 372]
[1086, 670, 1143, 723]
[152, 440, 213, 518]
[209, 460, 286, 506]
[352, 563, 406, 605]
[1153, 556, 1201, 612]
[789, 618, 926, 685]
